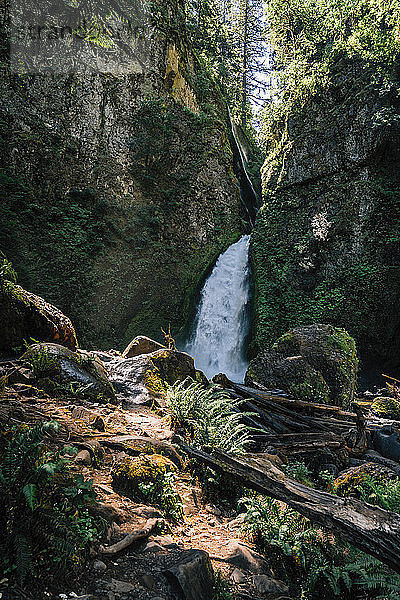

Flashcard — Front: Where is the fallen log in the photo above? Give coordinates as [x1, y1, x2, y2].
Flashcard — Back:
[232, 384, 357, 420]
[251, 432, 345, 455]
[228, 386, 358, 436]
[99, 518, 163, 555]
[181, 444, 400, 573]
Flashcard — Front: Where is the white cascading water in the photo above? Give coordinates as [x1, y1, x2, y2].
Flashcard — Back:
[184, 235, 251, 382]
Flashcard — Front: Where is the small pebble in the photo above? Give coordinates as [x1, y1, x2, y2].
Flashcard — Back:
[231, 568, 246, 584]
[93, 560, 107, 573]
[144, 541, 163, 553]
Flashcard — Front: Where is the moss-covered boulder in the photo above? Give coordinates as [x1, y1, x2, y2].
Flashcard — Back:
[245, 351, 330, 403]
[123, 336, 165, 358]
[332, 462, 397, 498]
[22, 343, 115, 401]
[370, 397, 400, 420]
[0, 281, 77, 354]
[246, 324, 358, 407]
[111, 454, 176, 501]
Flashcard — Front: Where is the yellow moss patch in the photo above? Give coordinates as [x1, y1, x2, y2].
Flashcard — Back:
[112, 453, 176, 495]
[371, 396, 400, 420]
[333, 462, 396, 497]
[143, 367, 166, 396]
[165, 44, 199, 113]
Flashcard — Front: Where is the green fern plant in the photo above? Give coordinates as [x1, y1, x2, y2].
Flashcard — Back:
[356, 475, 400, 512]
[23, 342, 58, 379]
[284, 460, 313, 486]
[0, 421, 103, 588]
[164, 380, 251, 454]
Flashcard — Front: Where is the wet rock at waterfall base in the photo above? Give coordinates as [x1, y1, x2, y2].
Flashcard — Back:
[0, 280, 77, 354]
[21, 342, 116, 401]
[246, 324, 358, 407]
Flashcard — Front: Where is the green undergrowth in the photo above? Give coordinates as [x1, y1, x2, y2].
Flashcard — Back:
[165, 379, 253, 502]
[239, 491, 400, 600]
[165, 379, 251, 454]
[0, 421, 105, 594]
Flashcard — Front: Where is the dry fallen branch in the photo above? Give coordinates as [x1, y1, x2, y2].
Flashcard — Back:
[99, 518, 163, 555]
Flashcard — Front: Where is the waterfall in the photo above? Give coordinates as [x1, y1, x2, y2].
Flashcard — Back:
[184, 235, 251, 382]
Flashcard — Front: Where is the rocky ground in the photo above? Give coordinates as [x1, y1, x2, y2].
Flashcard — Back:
[2, 281, 400, 600]
[0, 344, 289, 600]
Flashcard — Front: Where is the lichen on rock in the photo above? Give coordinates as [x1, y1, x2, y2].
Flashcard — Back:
[332, 462, 397, 498]
[109, 346, 197, 406]
[370, 397, 400, 420]
[22, 342, 115, 401]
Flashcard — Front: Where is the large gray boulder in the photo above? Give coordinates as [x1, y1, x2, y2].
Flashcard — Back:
[246, 324, 358, 407]
[22, 342, 115, 401]
[107, 348, 197, 406]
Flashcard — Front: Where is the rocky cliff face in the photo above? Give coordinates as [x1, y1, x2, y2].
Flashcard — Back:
[252, 60, 400, 373]
[0, 0, 244, 348]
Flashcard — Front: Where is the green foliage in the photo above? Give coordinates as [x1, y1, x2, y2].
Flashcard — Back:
[138, 469, 183, 522]
[239, 493, 400, 599]
[0, 170, 114, 346]
[113, 454, 183, 521]
[186, 0, 267, 130]
[332, 463, 396, 498]
[128, 98, 214, 212]
[251, 169, 400, 360]
[214, 569, 233, 600]
[0, 252, 17, 285]
[284, 460, 313, 485]
[254, 1, 400, 365]
[357, 476, 400, 512]
[0, 422, 104, 588]
[165, 380, 251, 454]
[23, 342, 58, 379]
[262, 0, 400, 122]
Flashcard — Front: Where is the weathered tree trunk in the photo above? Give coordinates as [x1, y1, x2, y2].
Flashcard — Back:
[182, 444, 400, 573]
[250, 432, 346, 454]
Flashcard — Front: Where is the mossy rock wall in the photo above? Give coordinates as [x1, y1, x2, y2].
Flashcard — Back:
[252, 61, 400, 373]
[0, 1, 243, 350]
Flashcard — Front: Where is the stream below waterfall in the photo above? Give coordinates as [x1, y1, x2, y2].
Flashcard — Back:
[183, 235, 252, 382]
